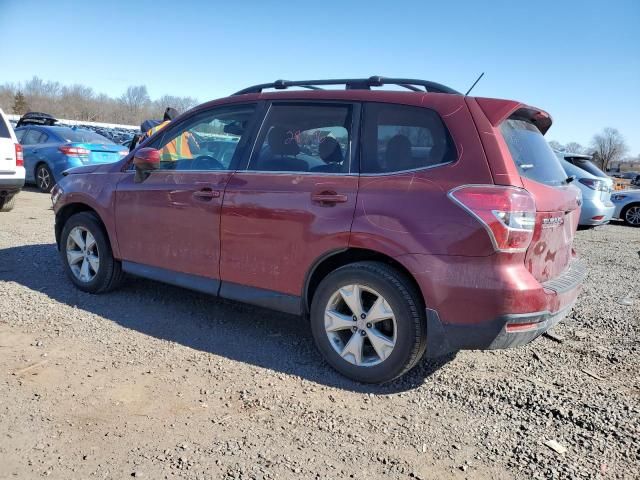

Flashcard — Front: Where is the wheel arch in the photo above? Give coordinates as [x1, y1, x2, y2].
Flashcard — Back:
[621, 201, 640, 225]
[303, 248, 425, 315]
[55, 203, 107, 250]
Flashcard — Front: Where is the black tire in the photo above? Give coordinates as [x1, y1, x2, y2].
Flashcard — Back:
[60, 212, 125, 293]
[36, 163, 54, 193]
[0, 194, 16, 212]
[621, 203, 640, 227]
[310, 261, 427, 383]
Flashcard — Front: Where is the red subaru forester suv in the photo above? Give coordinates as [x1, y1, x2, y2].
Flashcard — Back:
[52, 77, 585, 383]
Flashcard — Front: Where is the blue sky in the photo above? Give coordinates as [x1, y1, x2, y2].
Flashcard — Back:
[1, 0, 638, 153]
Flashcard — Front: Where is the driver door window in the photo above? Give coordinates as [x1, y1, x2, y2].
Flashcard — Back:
[152, 105, 256, 171]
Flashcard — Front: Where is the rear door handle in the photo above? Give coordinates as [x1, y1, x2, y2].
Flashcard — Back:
[311, 191, 348, 205]
[192, 188, 221, 200]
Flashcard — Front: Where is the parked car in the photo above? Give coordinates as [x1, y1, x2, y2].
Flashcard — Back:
[0, 108, 24, 211]
[51, 76, 585, 383]
[619, 171, 640, 180]
[15, 124, 128, 192]
[555, 152, 614, 226]
[611, 189, 640, 226]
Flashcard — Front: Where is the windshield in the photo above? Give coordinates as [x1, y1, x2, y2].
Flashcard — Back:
[500, 118, 568, 186]
[51, 127, 114, 144]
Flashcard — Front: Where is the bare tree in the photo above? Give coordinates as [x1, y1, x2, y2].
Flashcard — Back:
[591, 128, 629, 172]
[563, 142, 588, 155]
[0, 77, 198, 125]
[120, 85, 150, 119]
[154, 95, 198, 117]
[548, 140, 565, 151]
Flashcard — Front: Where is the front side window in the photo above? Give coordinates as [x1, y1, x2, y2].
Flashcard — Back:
[501, 118, 568, 186]
[151, 105, 256, 171]
[248, 104, 352, 173]
[362, 103, 456, 174]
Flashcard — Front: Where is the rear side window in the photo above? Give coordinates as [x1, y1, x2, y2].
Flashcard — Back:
[0, 115, 11, 138]
[22, 129, 46, 145]
[362, 103, 456, 174]
[15, 129, 26, 142]
[501, 119, 567, 186]
[248, 104, 352, 173]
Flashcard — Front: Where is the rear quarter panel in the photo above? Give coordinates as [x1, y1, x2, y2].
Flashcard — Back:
[350, 94, 496, 257]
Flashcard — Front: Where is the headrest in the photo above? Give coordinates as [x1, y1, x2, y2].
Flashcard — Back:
[319, 137, 343, 164]
[385, 134, 412, 166]
[268, 126, 300, 156]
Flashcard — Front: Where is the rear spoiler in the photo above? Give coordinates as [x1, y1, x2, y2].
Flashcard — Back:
[475, 98, 552, 134]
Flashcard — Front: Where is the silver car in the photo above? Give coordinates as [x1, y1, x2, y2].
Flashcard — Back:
[611, 188, 640, 227]
[556, 152, 614, 226]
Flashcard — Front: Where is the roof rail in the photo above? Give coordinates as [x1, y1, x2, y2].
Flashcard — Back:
[233, 76, 461, 95]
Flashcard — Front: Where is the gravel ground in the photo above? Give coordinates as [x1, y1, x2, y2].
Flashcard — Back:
[0, 189, 638, 480]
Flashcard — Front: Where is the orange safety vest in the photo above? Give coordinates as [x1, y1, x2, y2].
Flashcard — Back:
[143, 120, 195, 161]
[160, 132, 194, 161]
[143, 120, 170, 140]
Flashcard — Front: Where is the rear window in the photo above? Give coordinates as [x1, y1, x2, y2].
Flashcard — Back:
[51, 127, 114, 144]
[568, 157, 607, 178]
[0, 115, 11, 138]
[501, 118, 567, 186]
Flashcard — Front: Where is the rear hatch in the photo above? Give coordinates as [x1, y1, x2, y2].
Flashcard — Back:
[500, 116, 581, 283]
[0, 111, 16, 174]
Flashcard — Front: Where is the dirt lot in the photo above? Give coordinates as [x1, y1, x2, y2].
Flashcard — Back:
[0, 189, 638, 480]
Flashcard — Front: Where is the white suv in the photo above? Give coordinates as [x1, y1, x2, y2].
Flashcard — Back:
[0, 108, 25, 211]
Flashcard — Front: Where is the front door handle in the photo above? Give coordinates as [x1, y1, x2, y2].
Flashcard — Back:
[311, 191, 348, 205]
[192, 188, 221, 200]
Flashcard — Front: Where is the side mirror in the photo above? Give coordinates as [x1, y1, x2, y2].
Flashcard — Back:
[133, 147, 160, 183]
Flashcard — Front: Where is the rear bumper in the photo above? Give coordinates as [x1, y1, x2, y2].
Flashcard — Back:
[0, 172, 26, 194]
[579, 199, 615, 225]
[424, 259, 586, 357]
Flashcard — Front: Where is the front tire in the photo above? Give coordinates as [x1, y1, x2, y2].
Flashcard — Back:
[36, 164, 54, 193]
[310, 261, 427, 383]
[622, 203, 640, 227]
[60, 212, 125, 293]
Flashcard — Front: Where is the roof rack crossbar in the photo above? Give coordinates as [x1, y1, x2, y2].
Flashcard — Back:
[233, 76, 460, 95]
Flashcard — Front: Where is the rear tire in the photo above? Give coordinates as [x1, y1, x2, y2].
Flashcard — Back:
[60, 212, 125, 293]
[36, 163, 54, 193]
[310, 261, 427, 383]
[0, 194, 16, 212]
[621, 203, 640, 227]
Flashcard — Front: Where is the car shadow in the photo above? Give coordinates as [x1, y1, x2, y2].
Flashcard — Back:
[0, 243, 454, 393]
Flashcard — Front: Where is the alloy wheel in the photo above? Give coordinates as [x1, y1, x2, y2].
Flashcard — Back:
[625, 206, 640, 226]
[37, 166, 51, 191]
[324, 284, 397, 367]
[66, 226, 100, 283]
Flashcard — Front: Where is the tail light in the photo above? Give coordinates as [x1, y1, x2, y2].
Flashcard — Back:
[59, 145, 90, 157]
[448, 185, 536, 253]
[578, 178, 607, 191]
[15, 144, 24, 167]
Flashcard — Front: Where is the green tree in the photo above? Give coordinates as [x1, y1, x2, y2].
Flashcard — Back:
[12, 91, 28, 115]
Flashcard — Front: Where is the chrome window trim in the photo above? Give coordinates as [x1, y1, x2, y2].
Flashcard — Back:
[359, 160, 454, 177]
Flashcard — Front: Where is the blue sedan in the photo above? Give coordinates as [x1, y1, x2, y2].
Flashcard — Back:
[15, 125, 128, 192]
